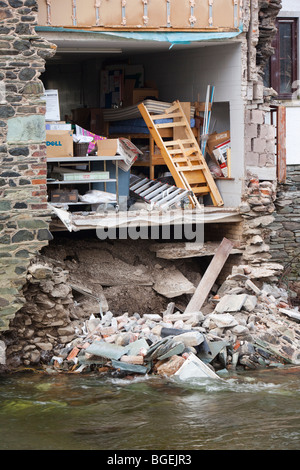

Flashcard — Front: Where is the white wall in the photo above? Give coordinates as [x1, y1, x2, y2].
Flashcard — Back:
[281, 0, 300, 13]
[274, 1, 300, 166]
[286, 105, 300, 164]
[132, 42, 244, 207]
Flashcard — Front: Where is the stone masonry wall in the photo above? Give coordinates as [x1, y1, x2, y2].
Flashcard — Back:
[241, 0, 282, 279]
[269, 165, 300, 297]
[244, 0, 281, 174]
[0, 0, 55, 331]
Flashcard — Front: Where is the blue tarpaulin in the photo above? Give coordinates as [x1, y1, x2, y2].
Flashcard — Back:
[36, 26, 243, 47]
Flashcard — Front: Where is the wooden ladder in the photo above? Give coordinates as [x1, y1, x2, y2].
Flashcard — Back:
[138, 100, 224, 208]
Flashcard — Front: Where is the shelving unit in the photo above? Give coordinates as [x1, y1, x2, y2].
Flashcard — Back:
[106, 128, 200, 180]
[46, 155, 123, 209]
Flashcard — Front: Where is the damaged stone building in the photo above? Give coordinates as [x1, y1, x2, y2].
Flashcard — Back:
[1, 0, 299, 371]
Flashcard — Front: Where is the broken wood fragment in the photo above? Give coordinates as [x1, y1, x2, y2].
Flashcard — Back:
[150, 241, 242, 260]
[184, 237, 234, 313]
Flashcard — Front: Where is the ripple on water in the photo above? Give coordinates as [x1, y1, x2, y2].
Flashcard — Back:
[0, 369, 299, 450]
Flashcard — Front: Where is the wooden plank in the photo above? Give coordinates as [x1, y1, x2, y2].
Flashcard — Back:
[150, 241, 242, 259]
[156, 121, 186, 128]
[172, 157, 200, 163]
[153, 112, 183, 120]
[277, 105, 286, 184]
[227, 148, 231, 178]
[182, 171, 207, 184]
[165, 139, 194, 146]
[190, 184, 211, 191]
[174, 102, 191, 141]
[184, 237, 234, 313]
[178, 165, 205, 171]
[138, 103, 190, 191]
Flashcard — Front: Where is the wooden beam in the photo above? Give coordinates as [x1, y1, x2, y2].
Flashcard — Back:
[277, 105, 286, 184]
[184, 237, 234, 313]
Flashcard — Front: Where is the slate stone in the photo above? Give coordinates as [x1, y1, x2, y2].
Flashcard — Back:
[12, 229, 34, 243]
[9, 146, 29, 156]
[13, 202, 27, 209]
[0, 201, 10, 211]
[111, 360, 149, 374]
[157, 342, 185, 360]
[86, 342, 128, 360]
[37, 229, 53, 241]
[8, 0, 23, 7]
[126, 338, 149, 356]
[18, 67, 35, 81]
[15, 23, 31, 35]
[0, 105, 14, 118]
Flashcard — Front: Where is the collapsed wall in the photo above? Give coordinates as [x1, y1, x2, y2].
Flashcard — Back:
[0, 0, 55, 331]
[0, 0, 287, 370]
[0, 237, 206, 369]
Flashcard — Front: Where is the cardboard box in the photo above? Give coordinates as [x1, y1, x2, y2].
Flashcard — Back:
[97, 138, 142, 172]
[132, 88, 159, 105]
[50, 189, 79, 203]
[207, 131, 230, 156]
[46, 130, 74, 158]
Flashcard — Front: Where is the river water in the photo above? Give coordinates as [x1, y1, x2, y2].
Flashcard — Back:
[0, 367, 299, 451]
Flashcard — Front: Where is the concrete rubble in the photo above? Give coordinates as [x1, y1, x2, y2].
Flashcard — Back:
[1, 253, 299, 381]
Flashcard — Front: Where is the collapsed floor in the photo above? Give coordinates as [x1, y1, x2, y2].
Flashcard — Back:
[1, 235, 300, 379]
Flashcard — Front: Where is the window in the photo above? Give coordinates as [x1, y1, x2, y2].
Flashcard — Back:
[264, 18, 298, 99]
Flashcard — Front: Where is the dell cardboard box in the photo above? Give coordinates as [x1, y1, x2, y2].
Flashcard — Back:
[46, 130, 73, 158]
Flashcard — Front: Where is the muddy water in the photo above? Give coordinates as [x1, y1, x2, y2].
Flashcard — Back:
[0, 368, 299, 451]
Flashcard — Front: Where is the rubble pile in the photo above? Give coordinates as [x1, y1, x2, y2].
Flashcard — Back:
[53, 268, 300, 380]
[2, 252, 300, 379]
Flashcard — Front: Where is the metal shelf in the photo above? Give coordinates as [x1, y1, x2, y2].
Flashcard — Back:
[47, 156, 123, 162]
[47, 179, 117, 184]
[47, 155, 120, 206]
[50, 201, 117, 206]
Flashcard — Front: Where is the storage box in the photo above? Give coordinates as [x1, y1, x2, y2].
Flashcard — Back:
[96, 138, 142, 172]
[46, 130, 74, 158]
[207, 131, 230, 156]
[50, 189, 79, 203]
[132, 88, 159, 104]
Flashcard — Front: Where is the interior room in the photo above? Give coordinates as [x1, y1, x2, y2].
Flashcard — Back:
[40, 34, 245, 219]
